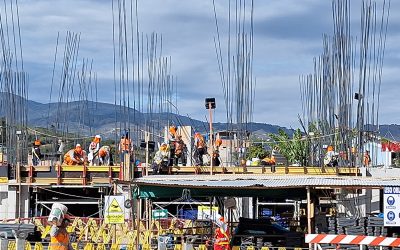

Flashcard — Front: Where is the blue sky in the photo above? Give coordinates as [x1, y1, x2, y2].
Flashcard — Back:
[17, 0, 400, 128]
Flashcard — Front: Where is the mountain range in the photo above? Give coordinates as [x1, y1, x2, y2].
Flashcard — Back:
[2, 93, 400, 141]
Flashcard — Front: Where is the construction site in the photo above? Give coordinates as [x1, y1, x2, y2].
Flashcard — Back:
[1, 0, 400, 250]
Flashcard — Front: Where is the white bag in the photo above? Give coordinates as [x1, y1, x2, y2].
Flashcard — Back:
[48, 203, 68, 226]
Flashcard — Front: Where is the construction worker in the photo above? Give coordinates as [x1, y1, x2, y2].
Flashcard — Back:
[212, 150, 221, 167]
[194, 132, 207, 166]
[63, 144, 86, 165]
[168, 126, 178, 166]
[215, 133, 222, 150]
[152, 142, 170, 174]
[169, 126, 177, 140]
[214, 217, 230, 250]
[32, 139, 42, 166]
[323, 145, 338, 167]
[98, 146, 111, 166]
[88, 135, 101, 166]
[119, 132, 133, 162]
[49, 216, 71, 250]
[174, 135, 187, 166]
[363, 150, 371, 167]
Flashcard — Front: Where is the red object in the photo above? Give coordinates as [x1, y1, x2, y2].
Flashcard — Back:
[57, 164, 61, 185]
[381, 142, 400, 152]
[108, 165, 112, 184]
[214, 227, 230, 250]
[306, 234, 400, 247]
[29, 165, 33, 183]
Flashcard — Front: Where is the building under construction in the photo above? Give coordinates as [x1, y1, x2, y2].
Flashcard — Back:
[0, 0, 400, 250]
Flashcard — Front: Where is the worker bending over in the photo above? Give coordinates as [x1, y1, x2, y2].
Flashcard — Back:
[63, 144, 87, 165]
[323, 145, 338, 167]
[152, 142, 170, 174]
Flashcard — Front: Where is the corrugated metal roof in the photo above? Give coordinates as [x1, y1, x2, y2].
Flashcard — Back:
[133, 174, 400, 189]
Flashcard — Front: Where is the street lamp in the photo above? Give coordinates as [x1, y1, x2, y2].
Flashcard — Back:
[205, 98, 216, 175]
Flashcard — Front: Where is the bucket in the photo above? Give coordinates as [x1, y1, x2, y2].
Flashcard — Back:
[48, 203, 68, 226]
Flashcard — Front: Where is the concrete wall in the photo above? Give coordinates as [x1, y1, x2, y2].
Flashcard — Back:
[0, 185, 17, 220]
[0, 185, 31, 220]
[336, 167, 400, 217]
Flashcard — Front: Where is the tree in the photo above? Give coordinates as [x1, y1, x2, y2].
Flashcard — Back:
[246, 143, 269, 160]
[269, 128, 309, 166]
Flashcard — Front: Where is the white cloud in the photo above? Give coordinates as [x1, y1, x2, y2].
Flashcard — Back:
[10, 0, 400, 128]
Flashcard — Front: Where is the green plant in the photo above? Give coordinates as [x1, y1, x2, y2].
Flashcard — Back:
[269, 128, 309, 166]
[246, 143, 269, 160]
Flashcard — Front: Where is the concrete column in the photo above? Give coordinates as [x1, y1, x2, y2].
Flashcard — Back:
[0, 185, 17, 220]
[0, 238, 8, 250]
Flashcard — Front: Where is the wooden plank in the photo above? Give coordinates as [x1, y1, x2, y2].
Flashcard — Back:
[21, 166, 51, 172]
[57, 165, 120, 172]
[91, 177, 117, 184]
[20, 177, 92, 185]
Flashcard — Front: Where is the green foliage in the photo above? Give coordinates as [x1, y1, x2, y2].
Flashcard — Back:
[246, 143, 269, 160]
[269, 128, 309, 166]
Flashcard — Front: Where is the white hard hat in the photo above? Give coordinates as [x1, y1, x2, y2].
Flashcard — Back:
[95, 135, 101, 139]
[76, 144, 81, 148]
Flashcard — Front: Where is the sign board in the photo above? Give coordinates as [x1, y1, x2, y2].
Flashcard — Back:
[104, 195, 125, 224]
[384, 187, 400, 226]
[152, 209, 168, 219]
[197, 205, 220, 221]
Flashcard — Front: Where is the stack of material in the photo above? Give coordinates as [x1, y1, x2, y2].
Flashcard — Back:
[328, 217, 336, 234]
[286, 233, 303, 247]
[346, 225, 365, 235]
[336, 217, 357, 234]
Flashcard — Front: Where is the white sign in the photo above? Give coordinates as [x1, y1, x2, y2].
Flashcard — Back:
[104, 195, 125, 224]
[384, 186, 400, 226]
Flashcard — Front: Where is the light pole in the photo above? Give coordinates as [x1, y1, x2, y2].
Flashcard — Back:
[205, 98, 216, 175]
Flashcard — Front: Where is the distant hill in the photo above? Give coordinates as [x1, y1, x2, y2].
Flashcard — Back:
[2, 93, 400, 141]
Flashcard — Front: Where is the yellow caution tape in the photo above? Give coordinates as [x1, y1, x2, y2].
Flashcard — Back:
[33, 242, 43, 250]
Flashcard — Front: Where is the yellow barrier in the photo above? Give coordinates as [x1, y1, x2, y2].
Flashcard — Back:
[5, 241, 307, 250]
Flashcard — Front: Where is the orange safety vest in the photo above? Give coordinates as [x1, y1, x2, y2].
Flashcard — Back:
[214, 227, 230, 249]
[195, 135, 206, 149]
[364, 153, 371, 166]
[63, 149, 84, 165]
[119, 138, 132, 152]
[99, 147, 108, 158]
[50, 229, 69, 250]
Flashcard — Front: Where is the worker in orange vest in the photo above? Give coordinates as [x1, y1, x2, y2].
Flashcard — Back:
[32, 139, 42, 166]
[119, 132, 133, 165]
[63, 144, 86, 165]
[214, 217, 230, 250]
[194, 132, 207, 166]
[49, 216, 71, 250]
[98, 146, 111, 165]
[363, 150, 371, 167]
